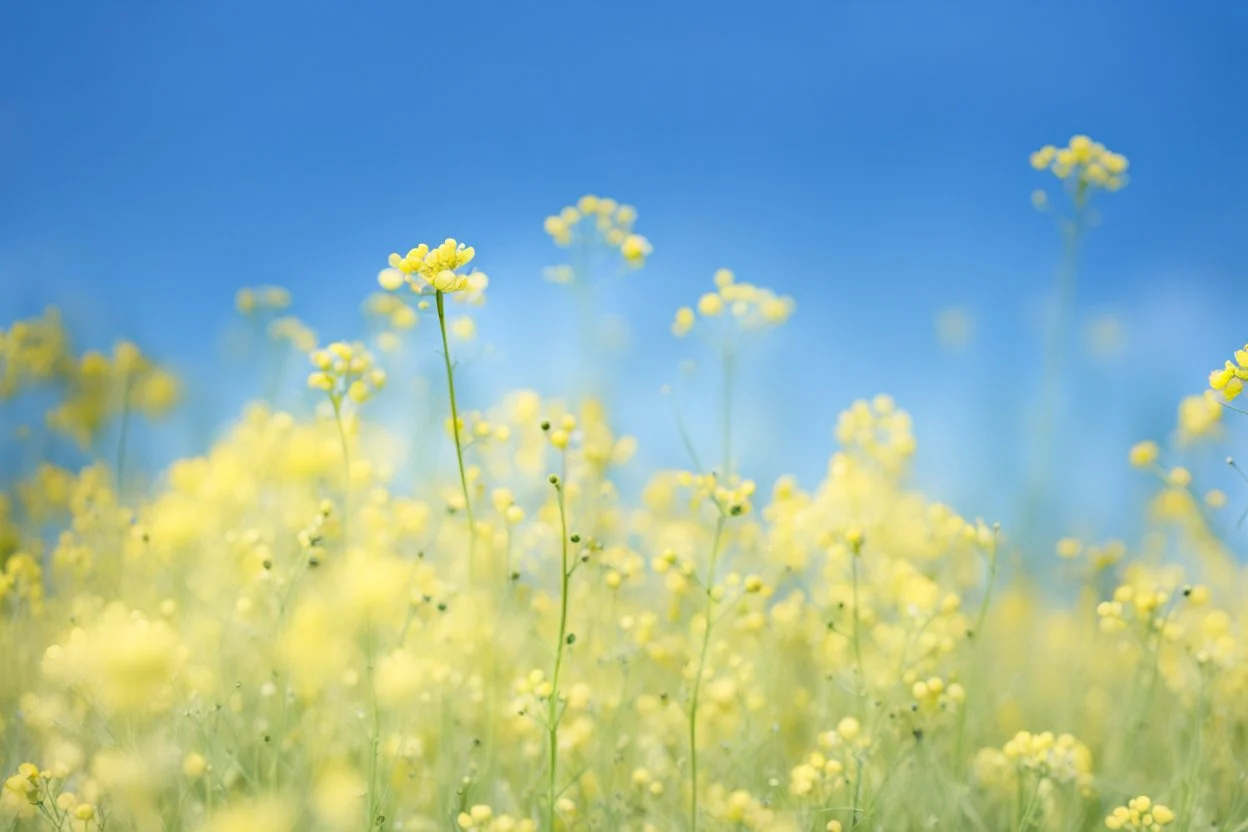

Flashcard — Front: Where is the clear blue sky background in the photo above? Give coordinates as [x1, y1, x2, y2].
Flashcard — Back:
[2, 1, 1246, 545]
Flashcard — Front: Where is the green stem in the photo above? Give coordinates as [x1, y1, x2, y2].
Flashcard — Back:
[436, 290, 476, 587]
[850, 755, 864, 829]
[668, 391, 706, 474]
[850, 541, 867, 710]
[1016, 776, 1043, 831]
[330, 396, 351, 549]
[721, 348, 735, 478]
[1179, 672, 1208, 832]
[955, 535, 999, 777]
[689, 511, 728, 832]
[1014, 772, 1026, 831]
[115, 372, 135, 494]
[364, 620, 381, 829]
[1024, 196, 1086, 539]
[546, 473, 571, 832]
[1130, 605, 1176, 742]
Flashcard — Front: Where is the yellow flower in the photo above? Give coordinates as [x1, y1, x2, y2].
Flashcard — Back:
[698, 293, 724, 317]
[387, 238, 484, 296]
[1209, 347, 1248, 400]
[672, 307, 695, 337]
[1128, 440, 1159, 468]
[1178, 391, 1222, 442]
[183, 753, 207, 779]
[1055, 537, 1082, 559]
[1030, 135, 1128, 194]
[621, 234, 652, 266]
[305, 341, 381, 405]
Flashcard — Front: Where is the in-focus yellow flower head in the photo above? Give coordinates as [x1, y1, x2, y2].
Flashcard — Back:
[385, 238, 487, 298]
[1208, 344, 1248, 402]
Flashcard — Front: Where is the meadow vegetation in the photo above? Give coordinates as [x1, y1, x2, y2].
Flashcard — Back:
[1, 137, 1246, 831]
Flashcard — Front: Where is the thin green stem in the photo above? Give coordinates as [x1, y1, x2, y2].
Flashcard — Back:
[330, 396, 351, 548]
[1179, 672, 1208, 832]
[721, 348, 735, 478]
[1129, 604, 1176, 746]
[437, 289, 476, 586]
[850, 755, 864, 829]
[1024, 196, 1087, 540]
[667, 390, 705, 474]
[955, 534, 1000, 778]
[1015, 775, 1043, 832]
[546, 472, 571, 832]
[689, 511, 728, 832]
[364, 620, 381, 829]
[1014, 772, 1027, 831]
[850, 541, 867, 711]
[115, 371, 135, 494]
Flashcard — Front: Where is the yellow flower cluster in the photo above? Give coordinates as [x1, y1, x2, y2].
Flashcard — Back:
[1105, 795, 1175, 830]
[788, 716, 866, 797]
[234, 285, 291, 315]
[1096, 580, 1171, 634]
[544, 194, 651, 268]
[670, 469, 757, 515]
[307, 341, 385, 404]
[4, 761, 100, 828]
[456, 803, 536, 830]
[0, 307, 72, 399]
[41, 603, 183, 713]
[2, 312, 179, 448]
[1208, 344, 1248, 400]
[1030, 134, 1129, 194]
[0, 552, 44, 611]
[672, 269, 795, 336]
[385, 237, 489, 295]
[833, 394, 916, 474]
[1001, 730, 1094, 789]
[47, 341, 181, 449]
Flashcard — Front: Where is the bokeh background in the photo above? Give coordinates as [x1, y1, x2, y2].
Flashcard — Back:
[2, 1, 1246, 548]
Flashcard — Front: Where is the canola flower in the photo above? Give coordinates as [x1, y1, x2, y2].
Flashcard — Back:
[1, 313, 179, 486]
[1104, 795, 1175, 830]
[1030, 135, 1129, 199]
[1209, 343, 1248, 403]
[543, 195, 651, 275]
[1, 164, 1247, 832]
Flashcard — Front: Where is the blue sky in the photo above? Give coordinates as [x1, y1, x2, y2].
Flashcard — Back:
[2, 1, 1246, 543]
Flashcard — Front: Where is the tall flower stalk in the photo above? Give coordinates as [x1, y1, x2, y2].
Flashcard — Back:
[688, 509, 727, 832]
[305, 339, 385, 825]
[1024, 135, 1128, 537]
[381, 238, 488, 585]
[669, 267, 791, 830]
[436, 288, 476, 583]
[544, 468, 572, 832]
